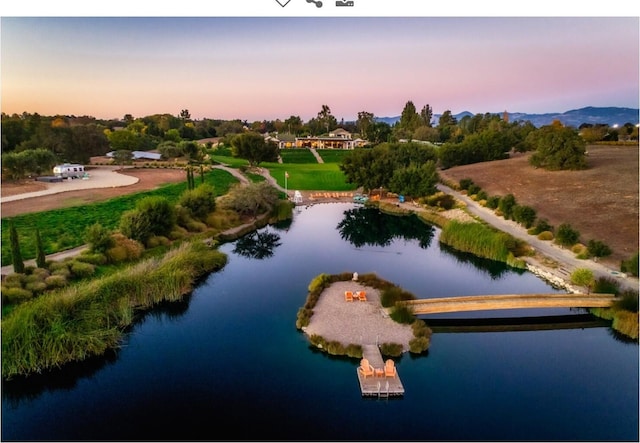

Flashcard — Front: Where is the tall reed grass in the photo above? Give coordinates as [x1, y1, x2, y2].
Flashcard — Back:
[439, 220, 511, 263]
[2, 241, 227, 379]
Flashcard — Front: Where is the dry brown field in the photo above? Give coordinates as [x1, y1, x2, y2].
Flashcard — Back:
[438, 144, 639, 269]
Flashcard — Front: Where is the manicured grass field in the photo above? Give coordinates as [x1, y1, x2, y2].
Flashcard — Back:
[279, 149, 318, 164]
[210, 155, 249, 168]
[315, 149, 353, 164]
[208, 149, 356, 192]
[264, 162, 356, 192]
[1, 169, 239, 265]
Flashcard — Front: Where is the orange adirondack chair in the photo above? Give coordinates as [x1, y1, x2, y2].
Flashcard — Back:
[357, 290, 367, 301]
[359, 358, 375, 378]
[384, 359, 397, 377]
[345, 291, 354, 302]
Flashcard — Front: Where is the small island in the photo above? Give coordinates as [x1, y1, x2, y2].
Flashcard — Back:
[303, 280, 415, 350]
[296, 272, 432, 359]
[296, 272, 432, 397]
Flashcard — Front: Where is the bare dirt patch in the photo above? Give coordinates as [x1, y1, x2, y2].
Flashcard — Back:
[1, 180, 49, 197]
[438, 145, 639, 268]
[1, 168, 186, 218]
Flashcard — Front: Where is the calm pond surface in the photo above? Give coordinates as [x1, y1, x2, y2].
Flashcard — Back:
[2, 203, 638, 441]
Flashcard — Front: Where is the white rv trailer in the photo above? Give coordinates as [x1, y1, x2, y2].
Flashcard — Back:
[53, 163, 85, 178]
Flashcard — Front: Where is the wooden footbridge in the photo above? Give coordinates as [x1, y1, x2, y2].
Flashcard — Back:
[402, 293, 616, 315]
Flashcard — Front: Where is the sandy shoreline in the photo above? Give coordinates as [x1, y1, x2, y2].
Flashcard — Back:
[302, 280, 414, 350]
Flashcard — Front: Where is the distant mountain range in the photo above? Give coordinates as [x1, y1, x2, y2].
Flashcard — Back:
[375, 106, 639, 128]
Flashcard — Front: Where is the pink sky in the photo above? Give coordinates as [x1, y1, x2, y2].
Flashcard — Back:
[1, 17, 638, 122]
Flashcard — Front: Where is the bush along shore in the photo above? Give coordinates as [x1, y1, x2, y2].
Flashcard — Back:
[1, 177, 296, 380]
[1, 241, 228, 380]
[296, 272, 432, 358]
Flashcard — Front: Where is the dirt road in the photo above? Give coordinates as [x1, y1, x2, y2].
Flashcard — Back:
[436, 183, 639, 293]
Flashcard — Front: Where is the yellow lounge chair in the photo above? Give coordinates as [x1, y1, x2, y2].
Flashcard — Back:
[357, 290, 367, 301]
[384, 359, 397, 378]
[345, 291, 354, 302]
[359, 358, 375, 378]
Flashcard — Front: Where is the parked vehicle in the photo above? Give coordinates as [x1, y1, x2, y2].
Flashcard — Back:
[53, 163, 85, 179]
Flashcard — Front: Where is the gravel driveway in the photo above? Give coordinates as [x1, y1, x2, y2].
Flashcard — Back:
[1, 167, 139, 203]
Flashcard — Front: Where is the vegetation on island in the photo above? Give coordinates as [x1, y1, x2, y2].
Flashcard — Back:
[296, 272, 432, 358]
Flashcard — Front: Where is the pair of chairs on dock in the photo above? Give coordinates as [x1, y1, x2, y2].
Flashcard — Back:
[345, 290, 367, 302]
[359, 358, 397, 378]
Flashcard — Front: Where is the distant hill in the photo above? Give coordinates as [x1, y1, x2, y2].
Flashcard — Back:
[375, 106, 639, 128]
[506, 107, 639, 127]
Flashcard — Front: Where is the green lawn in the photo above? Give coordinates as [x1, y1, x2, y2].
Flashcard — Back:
[264, 163, 356, 192]
[210, 155, 249, 168]
[315, 149, 353, 164]
[1, 169, 239, 265]
[279, 149, 318, 164]
[210, 148, 355, 191]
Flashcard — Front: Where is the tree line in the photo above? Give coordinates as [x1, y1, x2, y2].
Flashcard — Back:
[3, 99, 634, 182]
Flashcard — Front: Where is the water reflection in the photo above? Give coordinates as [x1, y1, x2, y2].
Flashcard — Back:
[336, 206, 435, 248]
[2, 349, 119, 405]
[438, 242, 525, 280]
[232, 229, 282, 259]
[425, 313, 610, 333]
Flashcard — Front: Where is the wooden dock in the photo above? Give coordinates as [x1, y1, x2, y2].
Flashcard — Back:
[357, 345, 405, 397]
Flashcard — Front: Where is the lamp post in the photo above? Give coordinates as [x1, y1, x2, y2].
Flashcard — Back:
[285, 171, 289, 198]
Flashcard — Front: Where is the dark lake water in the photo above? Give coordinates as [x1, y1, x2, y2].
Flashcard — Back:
[2, 203, 638, 441]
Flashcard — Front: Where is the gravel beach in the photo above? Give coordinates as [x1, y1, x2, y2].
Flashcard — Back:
[302, 280, 414, 351]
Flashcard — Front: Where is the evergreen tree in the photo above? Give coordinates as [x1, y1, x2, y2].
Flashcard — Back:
[35, 228, 46, 268]
[9, 222, 25, 274]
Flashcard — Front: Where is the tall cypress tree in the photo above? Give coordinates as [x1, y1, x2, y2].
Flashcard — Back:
[35, 228, 46, 268]
[9, 222, 25, 274]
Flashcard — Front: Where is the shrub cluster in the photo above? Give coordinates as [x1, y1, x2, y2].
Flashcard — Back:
[621, 252, 639, 277]
[2, 241, 228, 379]
[1, 258, 99, 309]
[379, 342, 403, 357]
[379, 286, 416, 308]
[389, 303, 415, 324]
[409, 319, 432, 354]
[424, 192, 456, 210]
[556, 223, 581, 247]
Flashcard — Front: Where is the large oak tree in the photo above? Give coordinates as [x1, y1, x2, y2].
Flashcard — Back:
[230, 132, 279, 167]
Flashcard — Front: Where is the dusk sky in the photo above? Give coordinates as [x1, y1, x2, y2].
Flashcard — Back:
[1, 17, 638, 122]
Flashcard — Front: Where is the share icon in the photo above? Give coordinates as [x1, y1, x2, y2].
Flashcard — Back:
[306, 0, 323, 7]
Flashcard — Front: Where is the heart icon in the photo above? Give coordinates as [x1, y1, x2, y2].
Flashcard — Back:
[275, 0, 291, 6]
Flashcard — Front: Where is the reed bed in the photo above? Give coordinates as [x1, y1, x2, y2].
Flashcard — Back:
[2, 241, 227, 379]
[439, 220, 512, 263]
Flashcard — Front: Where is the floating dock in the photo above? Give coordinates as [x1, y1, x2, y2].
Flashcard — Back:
[357, 344, 405, 397]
